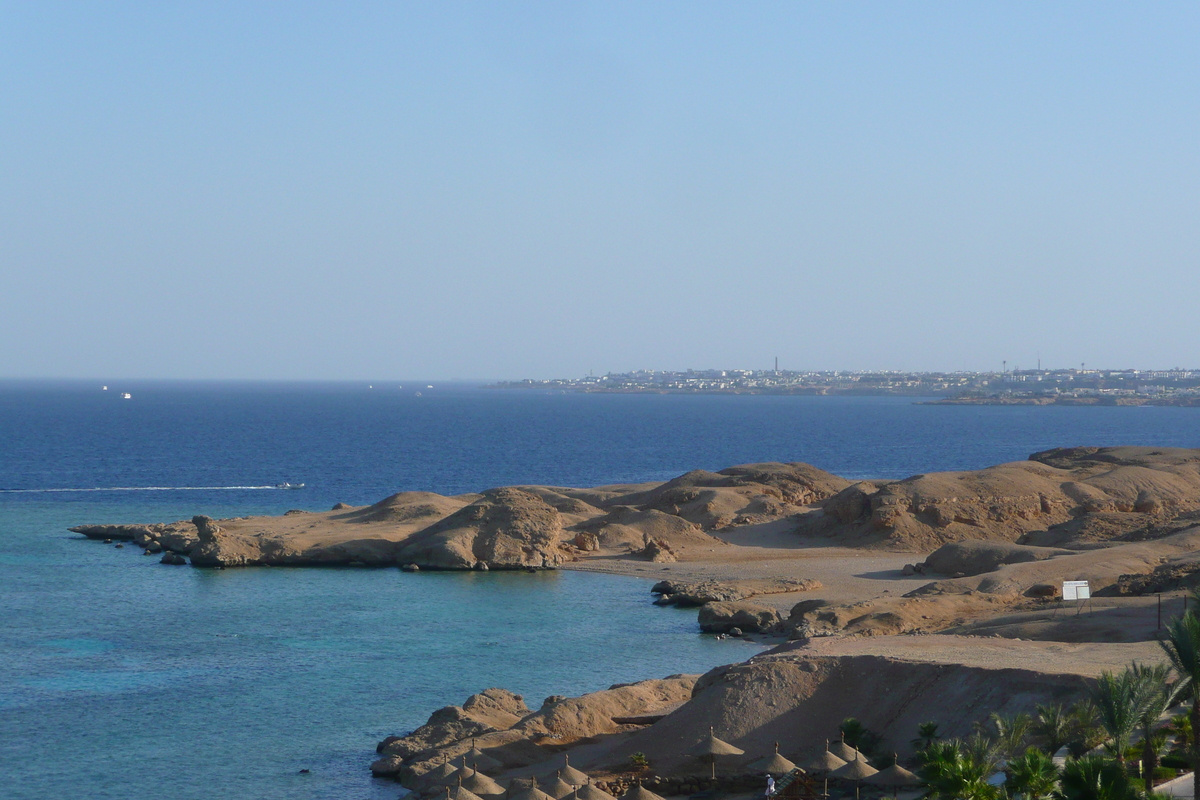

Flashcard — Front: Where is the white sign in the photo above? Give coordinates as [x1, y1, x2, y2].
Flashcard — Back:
[1063, 580, 1090, 601]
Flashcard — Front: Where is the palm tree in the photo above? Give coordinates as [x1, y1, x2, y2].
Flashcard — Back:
[980, 711, 1032, 761]
[1057, 754, 1135, 800]
[1034, 703, 1074, 757]
[1007, 746, 1059, 800]
[1070, 701, 1108, 756]
[911, 721, 941, 752]
[839, 717, 881, 756]
[917, 736, 1000, 800]
[1167, 713, 1192, 752]
[1159, 602, 1200, 800]
[1088, 670, 1149, 764]
[1129, 662, 1181, 785]
[840, 717, 866, 747]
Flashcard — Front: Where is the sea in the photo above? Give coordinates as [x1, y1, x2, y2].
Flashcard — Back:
[3, 380, 1200, 800]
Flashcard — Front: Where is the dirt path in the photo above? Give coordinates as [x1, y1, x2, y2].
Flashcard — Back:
[563, 541, 932, 611]
[769, 633, 1167, 677]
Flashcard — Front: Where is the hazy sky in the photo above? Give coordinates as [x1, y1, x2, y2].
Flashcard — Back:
[2, 3, 1197, 380]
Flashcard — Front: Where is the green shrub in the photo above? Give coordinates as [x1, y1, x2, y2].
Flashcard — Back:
[1160, 755, 1189, 770]
[1131, 766, 1179, 790]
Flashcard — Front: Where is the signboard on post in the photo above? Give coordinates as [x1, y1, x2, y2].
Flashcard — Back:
[1063, 580, 1090, 601]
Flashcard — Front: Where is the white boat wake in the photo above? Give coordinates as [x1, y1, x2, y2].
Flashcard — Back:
[0, 485, 283, 494]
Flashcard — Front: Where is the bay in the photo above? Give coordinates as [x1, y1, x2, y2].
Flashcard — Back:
[3, 381, 1199, 799]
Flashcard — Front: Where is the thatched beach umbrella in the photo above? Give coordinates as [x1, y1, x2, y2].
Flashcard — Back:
[543, 772, 576, 800]
[830, 753, 878, 800]
[748, 742, 800, 774]
[798, 742, 847, 773]
[429, 756, 460, 782]
[864, 757, 921, 798]
[576, 780, 616, 800]
[462, 768, 507, 798]
[447, 780, 487, 800]
[509, 777, 555, 800]
[619, 781, 666, 800]
[830, 753, 877, 781]
[549, 754, 590, 787]
[454, 741, 503, 773]
[828, 734, 863, 764]
[798, 741, 849, 799]
[690, 726, 746, 779]
[437, 766, 474, 787]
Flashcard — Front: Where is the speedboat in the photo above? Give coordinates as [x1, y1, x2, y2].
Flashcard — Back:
[275, 482, 305, 490]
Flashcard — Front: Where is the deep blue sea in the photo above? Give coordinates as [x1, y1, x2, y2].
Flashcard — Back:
[4, 381, 1200, 800]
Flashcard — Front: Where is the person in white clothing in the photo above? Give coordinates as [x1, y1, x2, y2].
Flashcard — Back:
[765, 773, 776, 797]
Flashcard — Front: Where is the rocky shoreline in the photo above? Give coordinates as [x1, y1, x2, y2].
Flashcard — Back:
[70, 447, 1200, 639]
[371, 636, 1162, 795]
[70, 446, 1200, 571]
[67, 446, 1200, 794]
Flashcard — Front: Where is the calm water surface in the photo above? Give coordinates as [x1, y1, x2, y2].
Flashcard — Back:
[3, 382, 1200, 799]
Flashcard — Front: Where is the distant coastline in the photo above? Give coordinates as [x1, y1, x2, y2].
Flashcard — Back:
[490, 367, 1200, 405]
[923, 395, 1200, 407]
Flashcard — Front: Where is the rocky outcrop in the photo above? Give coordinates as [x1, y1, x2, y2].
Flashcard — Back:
[372, 678, 696, 781]
[697, 601, 782, 633]
[640, 538, 676, 562]
[803, 447, 1200, 551]
[573, 531, 600, 552]
[70, 523, 153, 542]
[70, 521, 199, 553]
[511, 676, 695, 740]
[1116, 552, 1200, 595]
[652, 578, 820, 607]
[920, 540, 1076, 577]
[379, 688, 529, 760]
[394, 488, 571, 570]
[578, 506, 720, 552]
[187, 515, 265, 567]
[73, 449, 1200, 570]
[599, 648, 1095, 774]
[611, 463, 851, 529]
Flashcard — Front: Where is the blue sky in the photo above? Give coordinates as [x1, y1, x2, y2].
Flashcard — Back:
[2, 2, 1197, 380]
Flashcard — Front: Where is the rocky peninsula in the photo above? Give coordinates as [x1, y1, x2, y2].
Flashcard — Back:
[70, 446, 1200, 794]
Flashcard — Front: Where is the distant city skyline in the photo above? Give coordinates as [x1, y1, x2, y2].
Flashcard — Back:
[493, 365, 1200, 404]
[2, 3, 1197, 380]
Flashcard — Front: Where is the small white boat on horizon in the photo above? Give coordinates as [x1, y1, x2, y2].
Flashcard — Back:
[275, 482, 305, 490]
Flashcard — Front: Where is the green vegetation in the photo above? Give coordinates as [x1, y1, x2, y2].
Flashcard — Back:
[912, 721, 941, 752]
[1058, 753, 1135, 800]
[902, 595, 1200, 800]
[917, 736, 1001, 800]
[1008, 746, 1059, 800]
[1089, 670, 1149, 764]
[1159, 594, 1200, 800]
[839, 717, 882, 757]
[1034, 704, 1077, 758]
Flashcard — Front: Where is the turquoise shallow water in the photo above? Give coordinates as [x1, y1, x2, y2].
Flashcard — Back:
[4, 383, 1200, 799]
[2, 499, 760, 800]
